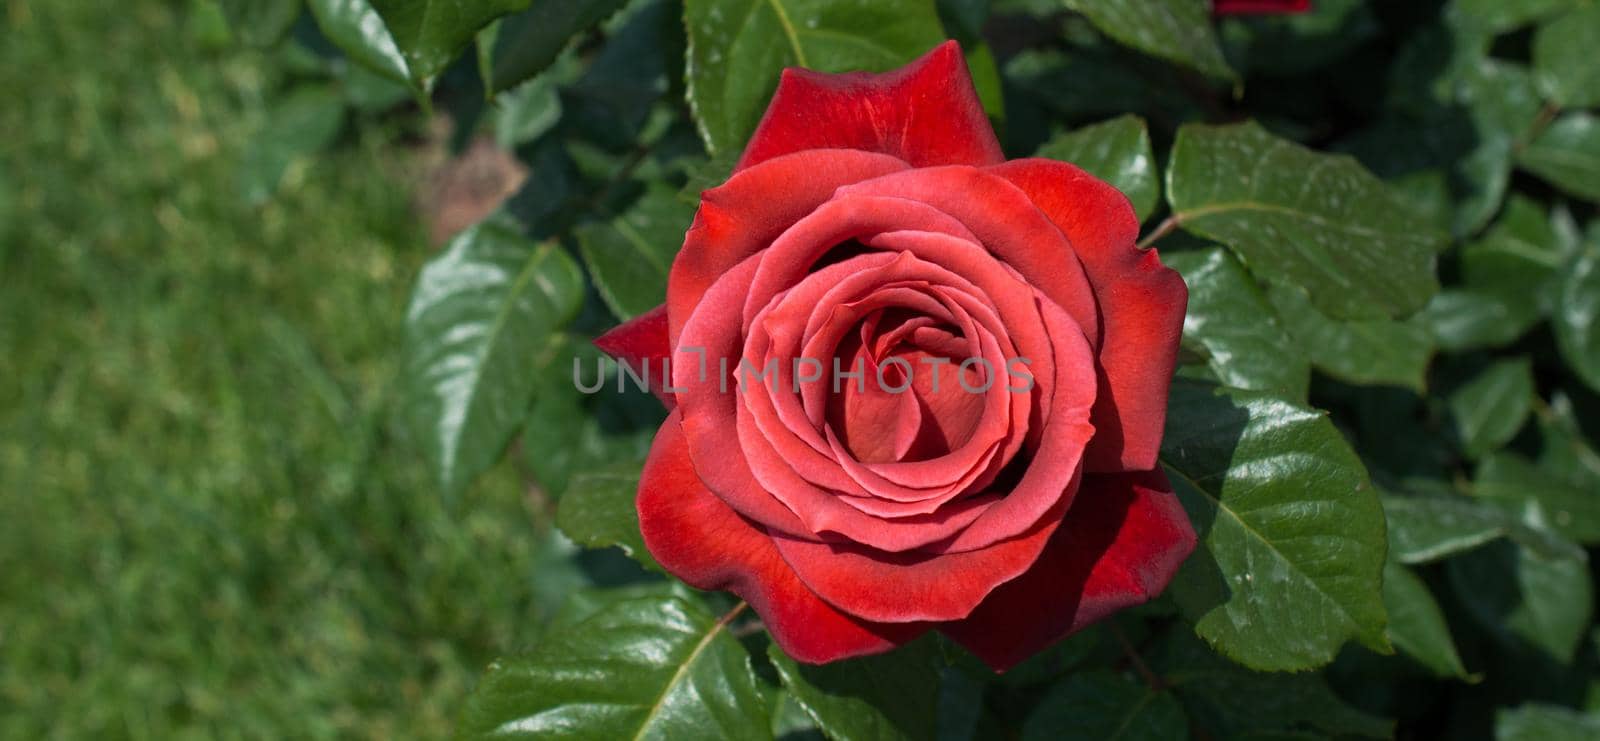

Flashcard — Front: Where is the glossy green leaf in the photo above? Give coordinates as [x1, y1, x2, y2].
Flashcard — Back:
[523, 337, 660, 499]
[1534, 5, 1600, 108]
[367, 0, 529, 84]
[480, 0, 628, 93]
[1383, 493, 1583, 565]
[1519, 113, 1600, 203]
[769, 639, 942, 741]
[1156, 631, 1392, 739]
[1167, 121, 1441, 320]
[1497, 704, 1600, 741]
[1447, 0, 1583, 34]
[459, 593, 769, 739]
[1062, 0, 1235, 82]
[1162, 380, 1390, 671]
[219, 0, 302, 47]
[1555, 232, 1600, 392]
[493, 74, 563, 150]
[306, 0, 414, 87]
[238, 85, 345, 205]
[1267, 282, 1434, 392]
[401, 219, 584, 495]
[1454, 197, 1564, 339]
[1414, 290, 1528, 351]
[1446, 359, 1534, 459]
[1475, 452, 1600, 545]
[555, 465, 660, 572]
[1446, 538, 1593, 663]
[1022, 671, 1185, 741]
[683, 0, 947, 157]
[1164, 248, 1309, 398]
[1035, 115, 1159, 222]
[1382, 560, 1469, 678]
[577, 186, 695, 321]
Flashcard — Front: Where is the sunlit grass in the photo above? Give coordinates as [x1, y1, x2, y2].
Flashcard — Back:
[0, 1, 554, 736]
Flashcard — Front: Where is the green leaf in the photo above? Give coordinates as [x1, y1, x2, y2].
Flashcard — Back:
[1447, 0, 1583, 34]
[1062, 0, 1236, 82]
[1267, 282, 1434, 392]
[368, 0, 529, 84]
[219, 0, 302, 47]
[1162, 380, 1390, 671]
[1035, 115, 1159, 222]
[1218, 0, 1380, 78]
[1474, 452, 1600, 545]
[1497, 704, 1600, 741]
[1167, 121, 1441, 320]
[1555, 232, 1600, 393]
[1446, 538, 1593, 663]
[1446, 358, 1534, 459]
[493, 74, 563, 150]
[306, 0, 415, 88]
[401, 219, 585, 495]
[238, 85, 346, 205]
[458, 593, 770, 739]
[1382, 560, 1469, 678]
[769, 639, 942, 741]
[1382, 493, 1583, 565]
[1414, 290, 1529, 351]
[523, 337, 661, 497]
[480, 0, 628, 94]
[1164, 248, 1309, 398]
[1519, 113, 1600, 203]
[1453, 196, 1565, 341]
[1156, 631, 1392, 739]
[577, 186, 696, 321]
[1534, 5, 1600, 108]
[683, 0, 947, 157]
[1022, 671, 1186, 741]
[556, 465, 661, 571]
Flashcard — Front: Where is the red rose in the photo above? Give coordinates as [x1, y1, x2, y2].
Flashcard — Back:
[595, 42, 1194, 670]
[1213, 0, 1312, 15]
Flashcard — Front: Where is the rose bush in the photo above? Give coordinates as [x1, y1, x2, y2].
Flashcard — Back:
[596, 42, 1195, 670]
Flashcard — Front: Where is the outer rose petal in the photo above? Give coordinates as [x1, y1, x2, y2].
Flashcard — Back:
[1213, 0, 1311, 15]
[991, 158, 1187, 473]
[638, 411, 925, 663]
[939, 469, 1196, 671]
[735, 41, 1003, 173]
[593, 304, 674, 408]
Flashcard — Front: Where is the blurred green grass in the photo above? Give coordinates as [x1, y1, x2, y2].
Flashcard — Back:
[0, 1, 557, 736]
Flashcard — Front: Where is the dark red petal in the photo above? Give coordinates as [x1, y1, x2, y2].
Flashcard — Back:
[593, 304, 675, 408]
[735, 41, 1004, 173]
[771, 481, 1074, 623]
[939, 469, 1196, 672]
[1213, 0, 1311, 16]
[991, 158, 1187, 473]
[668, 149, 910, 348]
[637, 411, 925, 663]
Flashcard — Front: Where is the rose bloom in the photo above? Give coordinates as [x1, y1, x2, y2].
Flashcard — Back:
[596, 42, 1194, 670]
[1213, 0, 1312, 15]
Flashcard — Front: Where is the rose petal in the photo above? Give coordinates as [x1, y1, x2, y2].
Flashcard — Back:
[736, 41, 1003, 173]
[835, 166, 1101, 347]
[770, 469, 1078, 623]
[593, 303, 675, 408]
[638, 411, 924, 663]
[939, 468, 1196, 671]
[668, 149, 910, 348]
[991, 158, 1187, 473]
